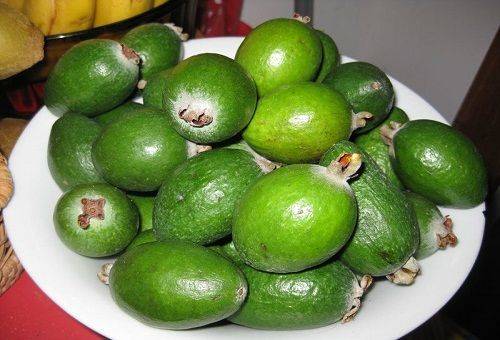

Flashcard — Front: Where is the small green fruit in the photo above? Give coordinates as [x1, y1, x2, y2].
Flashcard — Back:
[315, 29, 340, 82]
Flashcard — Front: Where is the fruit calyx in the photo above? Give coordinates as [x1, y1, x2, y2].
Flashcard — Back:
[386, 257, 420, 285]
[186, 141, 213, 157]
[352, 111, 373, 131]
[121, 44, 140, 65]
[77, 198, 105, 229]
[438, 215, 458, 248]
[179, 106, 213, 127]
[97, 263, 113, 285]
[292, 13, 311, 24]
[327, 153, 363, 181]
[165, 23, 189, 41]
[380, 121, 403, 146]
[342, 275, 373, 323]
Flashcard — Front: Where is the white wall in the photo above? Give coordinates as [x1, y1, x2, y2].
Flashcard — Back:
[241, 0, 499, 122]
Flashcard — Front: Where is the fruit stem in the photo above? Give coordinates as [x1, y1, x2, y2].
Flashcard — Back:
[380, 121, 403, 146]
[165, 23, 189, 41]
[327, 153, 363, 181]
[137, 79, 147, 90]
[77, 198, 105, 229]
[352, 111, 373, 131]
[179, 106, 213, 127]
[386, 257, 420, 285]
[342, 274, 373, 323]
[438, 215, 458, 248]
[97, 263, 113, 285]
[186, 141, 212, 157]
[292, 13, 311, 24]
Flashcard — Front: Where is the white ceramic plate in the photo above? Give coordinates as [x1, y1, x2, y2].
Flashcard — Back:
[4, 37, 485, 340]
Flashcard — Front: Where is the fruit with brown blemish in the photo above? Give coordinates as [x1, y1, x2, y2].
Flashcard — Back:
[232, 153, 361, 273]
[161, 53, 257, 143]
[53, 183, 138, 257]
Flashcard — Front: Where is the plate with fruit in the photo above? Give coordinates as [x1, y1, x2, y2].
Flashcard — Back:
[4, 17, 486, 340]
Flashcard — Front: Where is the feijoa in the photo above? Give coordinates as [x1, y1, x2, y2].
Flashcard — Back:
[405, 191, 457, 259]
[324, 61, 394, 133]
[142, 68, 172, 110]
[54, 183, 138, 257]
[232, 155, 360, 273]
[243, 82, 368, 164]
[109, 241, 247, 329]
[45, 39, 140, 117]
[154, 148, 265, 245]
[383, 119, 487, 208]
[315, 29, 340, 82]
[229, 261, 371, 329]
[354, 106, 409, 189]
[162, 53, 257, 143]
[94, 101, 148, 127]
[92, 108, 188, 192]
[128, 193, 154, 231]
[127, 229, 156, 250]
[48, 113, 105, 191]
[235, 17, 322, 96]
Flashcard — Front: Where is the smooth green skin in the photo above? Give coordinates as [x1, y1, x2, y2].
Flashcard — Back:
[109, 241, 247, 330]
[48, 113, 105, 191]
[324, 62, 394, 133]
[154, 149, 264, 245]
[391, 120, 487, 208]
[405, 191, 446, 259]
[235, 18, 322, 96]
[320, 141, 419, 276]
[127, 229, 156, 250]
[121, 23, 181, 81]
[354, 106, 409, 189]
[94, 102, 148, 127]
[45, 39, 139, 117]
[53, 183, 138, 257]
[243, 82, 353, 164]
[163, 53, 257, 143]
[142, 68, 172, 110]
[128, 193, 154, 231]
[229, 260, 358, 330]
[209, 240, 244, 265]
[92, 109, 188, 192]
[232, 164, 357, 273]
[315, 30, 340, 82]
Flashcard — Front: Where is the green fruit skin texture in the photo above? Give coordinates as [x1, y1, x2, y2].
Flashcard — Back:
[45, 39, 139, 117]
[154, 148, 264, 245]
[210, 240, 245, 265]
[53, 183, 138, 257]
[315, 30, 340, 82]
[354, 106, 409, 189]
[142, 68, 172, 110]
[391, 120, 487, 208]
[235, 18, 322, 96]
[229, 261, 359, 330]
[233, 164, 357, 273]
[243, 82, 352, 164]
[320, 141, 419, 276]
[92, 109, 188, 192]
[94, 101, 147, 127]
[127, 229, 156, 250]
[405, 191, 448, 259]
[48, 113, 105, 191]
[163, 53, 257, 143]
[128, 193, 154, 231]
[109, 241, 248, 330]
[121, 23, 181, 80]
[324, 62, 394, 133]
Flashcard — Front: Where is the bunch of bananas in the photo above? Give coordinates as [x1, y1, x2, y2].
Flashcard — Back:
[0, 0, 169, 35]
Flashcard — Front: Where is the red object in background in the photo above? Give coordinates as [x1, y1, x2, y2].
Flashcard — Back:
[200, 0, 252, 37]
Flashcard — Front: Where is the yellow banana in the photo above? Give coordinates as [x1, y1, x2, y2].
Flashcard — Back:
[154, 0, 168, 7]
[0, 0, 25, 11]
[94, 0, 154, 28]
[23, 0, 96, 36]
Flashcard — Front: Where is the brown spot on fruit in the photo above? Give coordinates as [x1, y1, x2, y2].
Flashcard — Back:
[78, 198, 106, 229]
[260, 243, 267, 252]
[371, 81, 382, 90]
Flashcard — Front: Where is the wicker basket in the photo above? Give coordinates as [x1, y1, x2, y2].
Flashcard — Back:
[0, 152, 20, 295]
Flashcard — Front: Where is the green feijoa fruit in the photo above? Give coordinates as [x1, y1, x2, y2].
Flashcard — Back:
[92, 108, 188, 192]
[128, 193, 154, 231]
[243, 82, 366, 164]
[48, 113, 105, 191]
[121, 23, 182, 81]
[162, 53, 257, 143]
[320, 141, 419, 284]
[354, 106, 409, 189]
[229, 261, 371, 329]
[142, 68, 172, 110]
[383, 119, 487, 208]
[54, 183, 138, 257]
[154, 148, 265, 245]
[94, 101, 148, 127]
[45, 39, 140, 117]
[235, 17, 322, 96]
[109, 241, 247, 330]
[405, 191, 457, 259]
[233, 155, 361, 273]
[209, 240, 244, 265]
[127, 229, 156, 250]
[315, 30, 340, 82]
[324, 61, 394, 133]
